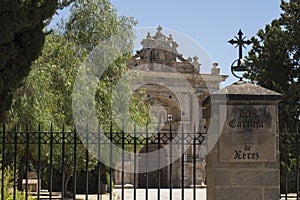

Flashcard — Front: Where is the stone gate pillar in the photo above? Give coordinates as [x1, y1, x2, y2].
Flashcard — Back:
[204, 81, 282, 200]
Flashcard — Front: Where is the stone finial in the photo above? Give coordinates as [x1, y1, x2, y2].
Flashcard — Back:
[187, 57, 193, 63]
[157, 25, 163, 32]
[146, 32, 152, 39]
[192, 56, 201, 72]
[213, 62, 218, 67]
[168, 34, 173, 43]
[155, 25, 165, 40]
[171, 41, 178, 50]
[211, 62, 220, 75]
[193, 56, 198, 62]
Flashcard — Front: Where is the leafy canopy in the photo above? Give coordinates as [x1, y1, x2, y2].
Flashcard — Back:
[5, 0, 143, 194]
[0, 0, 74, 123]
[247, 0, 300, 132]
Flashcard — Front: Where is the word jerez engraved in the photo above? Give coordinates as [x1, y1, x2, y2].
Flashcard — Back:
[234, 145, 260, 160]
[229, 109, 264, 129]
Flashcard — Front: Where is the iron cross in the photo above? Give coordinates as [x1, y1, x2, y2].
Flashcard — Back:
[228, 30, 252, 59]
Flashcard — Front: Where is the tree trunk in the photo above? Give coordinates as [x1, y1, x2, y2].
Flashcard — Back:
[18, 157, 25, 190]
[64, 173, 71, 197]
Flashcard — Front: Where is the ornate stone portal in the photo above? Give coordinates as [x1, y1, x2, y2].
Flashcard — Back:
[114, 26, 228, 188]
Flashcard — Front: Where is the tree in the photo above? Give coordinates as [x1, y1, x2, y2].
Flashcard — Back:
[6, 0, 147, 194]
[247, 0, 300, 193]
[247, 0, 300, 132]
[5, 34, 97, 191]
[0, 0, 74, 123]
[62, 0, 148, 132]
[7, 34, 83, 130]
[7, 0, 141, 130]
[63, 0, 136, 51]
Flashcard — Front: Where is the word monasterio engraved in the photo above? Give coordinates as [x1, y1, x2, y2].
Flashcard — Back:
[228, 109, 264, 129]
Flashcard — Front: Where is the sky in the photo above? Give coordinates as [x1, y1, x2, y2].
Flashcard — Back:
[52, 0, 282, 87]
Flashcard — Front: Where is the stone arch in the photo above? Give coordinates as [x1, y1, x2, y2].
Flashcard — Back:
[137, 83, 182, 131]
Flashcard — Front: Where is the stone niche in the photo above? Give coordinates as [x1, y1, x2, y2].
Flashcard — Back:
[204, 81, 282, 200]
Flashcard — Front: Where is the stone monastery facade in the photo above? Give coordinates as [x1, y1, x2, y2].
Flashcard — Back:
[115, 26, 228, 188]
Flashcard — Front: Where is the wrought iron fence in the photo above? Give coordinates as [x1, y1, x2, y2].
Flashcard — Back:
[0, 123, 205, 200]
[280, 132, 300, 200]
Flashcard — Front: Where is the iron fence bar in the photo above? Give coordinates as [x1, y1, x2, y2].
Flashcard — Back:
[0, 130, 206, 145]
[73, 127, 77, 200]
[13, 126, 17, 200]
[25, 124, 29, 200]
[121, 124, 125, 200]
[1, 125, 5, 200]
[49, 124, 53, 200]
[37, 124, 41, 200]
[296, 128, 299, 200]
[0, 123, 209, 200]
[97, 125, 101, 200]
[181, 129, 184, 200]
[61, 125, 65, 199]
[157, 122, 161, 200]
[146, 125, 149, 200]
[109, 123, 113, 200]
[193, 126, 196, 200]
[133, 125, 137, 200]
[169, 122, 172, 200]
[285, 134, 288, 200]
[86, 125, 89, 200]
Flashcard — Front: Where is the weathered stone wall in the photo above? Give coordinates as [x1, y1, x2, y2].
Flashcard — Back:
[206, 131, 280, 200]
[205, 82, 282, 200]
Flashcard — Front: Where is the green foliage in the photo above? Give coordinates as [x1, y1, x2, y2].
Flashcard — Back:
[247, 0, 300, 132]
[103, 172, 113, 192]
[63, 0, 136, 51]
[247, 0, 300, 193]
[6, 0, 140, 131]
[0, 165, 34, 200]
[280, 136, 300, 193]
[61, 0, 146, 133]
[0, 0, 74, 123]
[280, 159, 299, 193]
[6, 34, 84, 130]
[5, 0, 145, 195]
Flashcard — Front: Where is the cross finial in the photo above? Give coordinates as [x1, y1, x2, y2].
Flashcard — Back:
[228, 29, 252, 59]
[228, 30, 252, 81]
[157, 25, 163, 32]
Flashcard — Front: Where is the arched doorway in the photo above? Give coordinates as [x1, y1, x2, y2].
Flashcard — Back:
[136, 85, 182, 188]
[138, 145, 168, 188]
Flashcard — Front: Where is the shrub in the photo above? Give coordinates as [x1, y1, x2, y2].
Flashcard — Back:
[0, 165, 34, 200]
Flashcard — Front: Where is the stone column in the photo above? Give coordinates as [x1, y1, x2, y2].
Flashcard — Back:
[204, 81, 282, 200]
